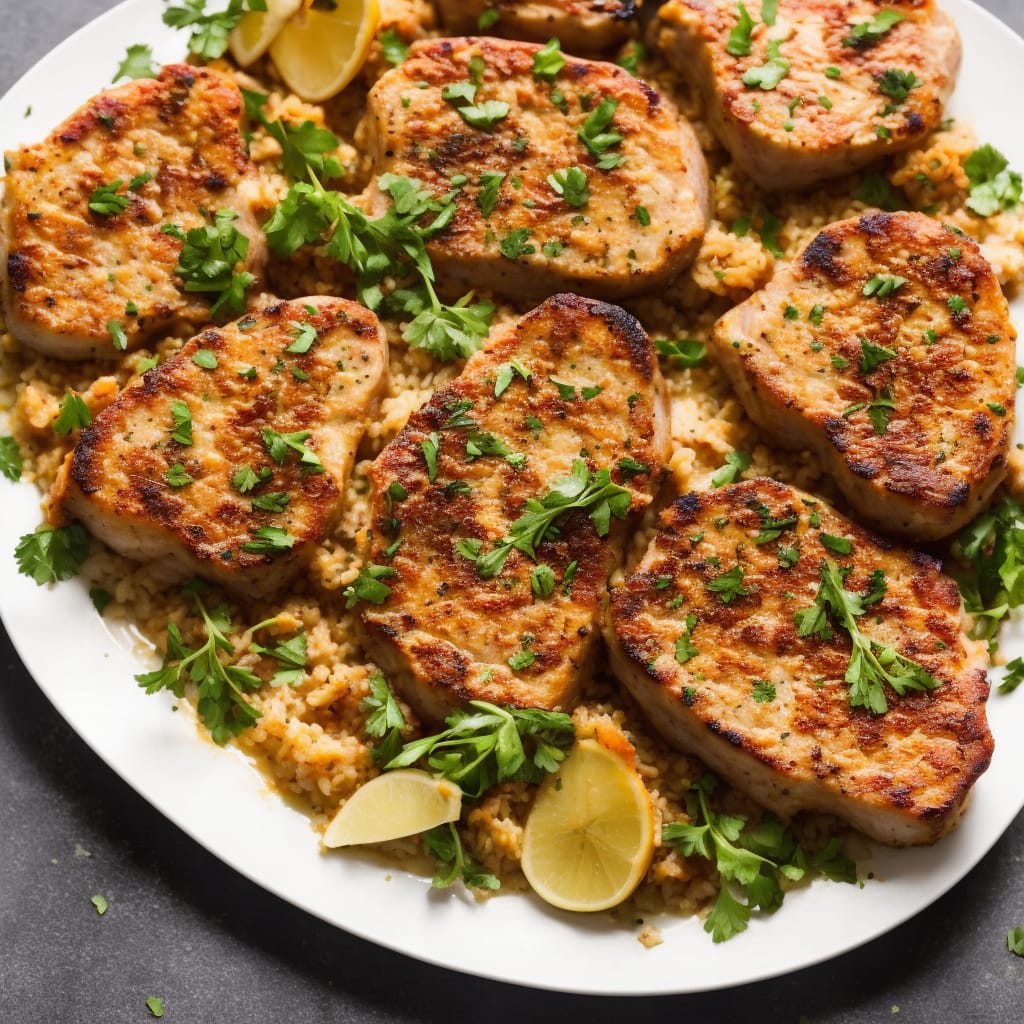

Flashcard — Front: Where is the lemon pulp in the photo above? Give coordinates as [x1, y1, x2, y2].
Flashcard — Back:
[269, 0, 381, 103]
[521, 738, 655, 913]
[323, 768, 462, 848]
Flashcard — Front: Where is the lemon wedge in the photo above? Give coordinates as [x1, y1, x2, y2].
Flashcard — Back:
[268, 0, 381, 103]
[229, 0, 304, 67]
[323, 769, 462, 848]
[521, 738, 655, 912]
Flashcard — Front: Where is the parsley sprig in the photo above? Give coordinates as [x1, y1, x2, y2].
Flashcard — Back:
[162, 0, 267, 61]
[459, 460, 631, 579]
[382, 699, 575, 798]
[964, 144, 1023, 218]
[242, 90, 343, 181]
[794, 561, 939, 714]
[137, 594, 304, 744]
[663, 774, 856, 942]
[264, 173, 493, 360]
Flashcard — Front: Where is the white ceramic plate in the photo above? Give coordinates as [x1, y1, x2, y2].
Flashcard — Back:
[2, 0, 1023, 996]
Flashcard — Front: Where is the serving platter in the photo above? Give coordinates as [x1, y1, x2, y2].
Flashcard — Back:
[1, 0, 1023, 995]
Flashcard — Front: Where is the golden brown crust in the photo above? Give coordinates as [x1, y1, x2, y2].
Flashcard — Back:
[360, 292, 670, 722]
[606, 478, 993, 845]
[711, 211, 1016, 541]
[51, 298, 388, 597]
[654, 0, 960, 189]
[357, 37, 709, 302]
[1, 64, 265, 359]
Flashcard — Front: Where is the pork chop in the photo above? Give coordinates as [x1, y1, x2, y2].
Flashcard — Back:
[434, 0, 643, 53]
[606, 478, 993, 846]
[359, 292, 670, 722]
[653, 0, 961, 190]
[711, 211, 1015, 542]
[49, 298, 387, 598]
[1, 64, 266, 360]
[356, 36, 709, 301]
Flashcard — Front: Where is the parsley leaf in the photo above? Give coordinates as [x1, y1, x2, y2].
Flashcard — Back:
[113, 43, 158, 81]
[843, 10, 903, 49]
[169, 208, 255, 318]
[499, 228, 535, 259]
[533, 38, 565, 82]
[377, 27, 409, 66]
[145, 996, 164, 1018]
[547, 166, 590, 208]
[343, 563, 397, 608]
[169, 400, 193, 446]
[877, 68, 921, 103]
[52, 392, 92, 436]
[15, 523, 90, 585]
[675, 614, 699, 664]
[752, 680, 775, 703]
[1008, 927, 1024, 957]
[655, 339, 706, 367]
[261, 428, 322, 470]
[862, 274, 907, 299]
[726, 3, 755, 57]
[476, 170, 505, 218]
[964, 144, 1023, 217]
[457, 99, 510, 131]
[360, 670, 408, 764]
[578, 97, 625, 170]
[859, 337, 897, 372]
[742, 40, 790, 90]
[706, 564, 749, 605]
[250, 630, 307, 687]
[711, 450, 751, 487]
[795, 560, 939, 714]
[240, 525, 296, 554]
[162, 0, 267, 60]
[425, 821, 500, 891]
[0, 436, 23, 481]
[999, 657, 1024, 695]
[164, 463, 193, 488]
[386, 698, 574, 798]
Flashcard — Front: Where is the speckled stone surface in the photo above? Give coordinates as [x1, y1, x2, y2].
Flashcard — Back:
[2, 2, 1023, 1021]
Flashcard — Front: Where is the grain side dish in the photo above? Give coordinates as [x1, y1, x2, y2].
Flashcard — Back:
[2, 0, 1024, 944]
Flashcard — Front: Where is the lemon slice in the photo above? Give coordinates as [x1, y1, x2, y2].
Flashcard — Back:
[323, 769, 462, 848]
[268, 0, 381, 103]
[521, 738, 655, 912]
[229, 0, 304, 67]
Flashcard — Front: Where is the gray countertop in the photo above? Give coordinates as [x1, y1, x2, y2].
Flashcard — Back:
[2, 2, 1024, 1020]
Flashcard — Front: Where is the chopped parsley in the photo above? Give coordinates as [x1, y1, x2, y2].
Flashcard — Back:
[862, 274, 907, 299]
[192, 348, 218, 369]
[675, 614, 699, 664]
[53, 392, 92, 436]
[494, 358, 532, 398]
[842, 10, 903, 49]
[752, 680, 776, 703]
[530, 563, 556, 598]
[533, 38, 566, 82]
[261, 428, 322, 471]
[240, 526, 296, 554]
[164, 463, 194, 488]
[343, 564, 397, 608]
[859, 338, 897, 372]
[499, 228, 535, 259]
[547, 166, 590, 208]
[421, 431, 440, 481]
[726, 3, 755, 57]
[742, 39, 790, 90]
[457, 99, 510, 131]
[654, 339, 706, 367]
[166, 208, 255, 318]
[706, 565, 749, 605]
[877, 68, 922, 104]
[578, 97, 625, 170]
[999, 657, 1024, 695]
[711, 450, 751, 488]
[377, 27, 409, 66]
[476, 170, 505, 218]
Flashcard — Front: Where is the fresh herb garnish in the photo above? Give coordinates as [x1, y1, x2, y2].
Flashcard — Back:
[578, 97, 625, 170]
[859, 337, 897, 372]
[842, 10, 903, 49]
[877, 68, 921, 104]
[164, 463, 194, 488]
[240, 525, 296, 554]
[654, 339, 706, 367]
[53, 392, 92, 436]
[167, 208, 255, 318]
[663, 774, 856, 942]
[0, 436, 23, 482]
[707, 565, 749, 605]
[547, 166, 590, 208]
[343, 563, 397, 608]
[742, 39, 789, 90]
[261, 428, 322, 470]
[162, 0, 267, 61]
[963, 144, 1023, 217]
[726, 3, 754, 57]
[136, 592, 264, 745]
[377, 27, 409, 66]
[533, 38, 566, 81]
[711, 450, 751, 488]
[425, 822, 500, 891]
[113, 43, 158, 81]
[675, 614, 699, 664]
[15, 523, 90, 585]
[794, 560, 939, 714]
[862, 274, 907, 299]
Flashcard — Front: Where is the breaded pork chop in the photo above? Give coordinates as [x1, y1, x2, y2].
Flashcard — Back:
[654, 0, 960, 190]
[356, 37, 708, 302]
[1, 64, 266, 360]
[434, 0, 643, 53]
[49, 298, 387, 598]
[606, 479, 993, 846]
[359, 293, 670, 722]
[711, 211, 1015, 542]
